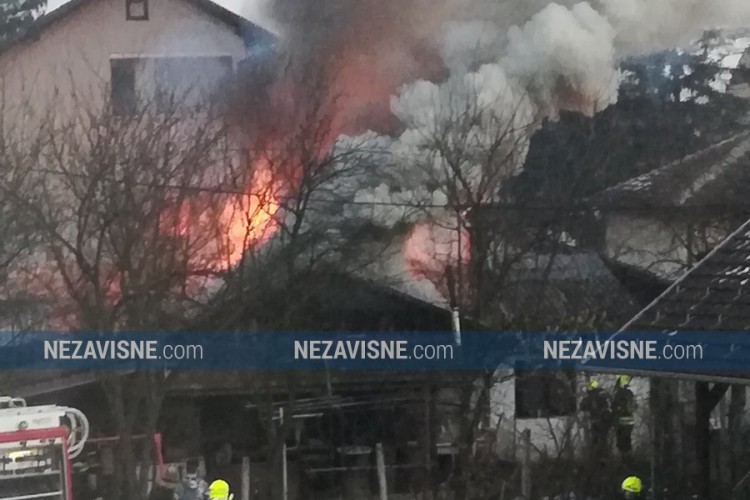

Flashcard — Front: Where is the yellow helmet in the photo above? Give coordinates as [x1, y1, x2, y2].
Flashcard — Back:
[209, 479, 231, 500]
[588, 379, 599, 390]
[618, 375, 632, 387]
[622, 476, 642, 493]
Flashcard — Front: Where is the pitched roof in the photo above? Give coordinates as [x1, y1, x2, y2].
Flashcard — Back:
[0, 0, 274, 55]
[494, 248, 639, 329]
[590, 131, 750, 210]
[348, 231, 637, 329]
[621, 217, 750, 331]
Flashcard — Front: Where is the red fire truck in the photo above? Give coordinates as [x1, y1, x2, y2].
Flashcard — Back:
[0, 396, 89, 500]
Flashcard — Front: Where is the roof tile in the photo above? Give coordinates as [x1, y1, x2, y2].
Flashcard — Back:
[627, 219, 750, 330]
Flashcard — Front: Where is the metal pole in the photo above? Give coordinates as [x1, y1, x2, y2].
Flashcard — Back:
[446, 265, 461, 347]
[281, 407, 288, 500]
[376, 443, 388, 500]
[650, 383, 657, 500]
[451, 307, 462, 347]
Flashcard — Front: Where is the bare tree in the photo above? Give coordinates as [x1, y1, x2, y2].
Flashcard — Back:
[0, 78, 243, 499]
[210, 47, 417, 329]
[205, 54, 397, 500]
[376, 70, 636, 497]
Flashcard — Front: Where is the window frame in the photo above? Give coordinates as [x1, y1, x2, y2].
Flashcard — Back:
[110, 57, 138, 116]
[126, 0, 149, 21]
[153, 55, 234, 113]
[514, 370, 577, 419]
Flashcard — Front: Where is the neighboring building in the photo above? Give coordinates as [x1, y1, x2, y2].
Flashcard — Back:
[7, 241, 637, 489]
[729, 47, 750, 99]
[619, 216, 750, 499]
[0, 0, 273, 329]
[0, 0, 271, 121]
[590, 131, 750, 281]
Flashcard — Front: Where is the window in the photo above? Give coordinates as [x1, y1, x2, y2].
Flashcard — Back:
[110, 58, 137, 116]
[126, 0, 148, 20]
[515, 370, 576, 418]
[110, 56, 233, 115]
[154, 56, 233, 112]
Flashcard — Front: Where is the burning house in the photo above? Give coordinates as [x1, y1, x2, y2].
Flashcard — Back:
[5, 0, 750, 498]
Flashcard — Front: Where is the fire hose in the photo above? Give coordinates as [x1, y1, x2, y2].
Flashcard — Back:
[63, 407, 90, 459]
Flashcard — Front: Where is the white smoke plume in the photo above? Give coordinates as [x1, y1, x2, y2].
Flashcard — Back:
[502, 2, 619, 116]
[256, 0, 750, 277]
[600, 0, 750, 56]
[330, 0, 750, 224]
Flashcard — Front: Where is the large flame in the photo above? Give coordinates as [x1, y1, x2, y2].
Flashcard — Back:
[220, 157, 280, 266]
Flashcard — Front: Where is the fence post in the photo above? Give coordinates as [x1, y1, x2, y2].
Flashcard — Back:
[376, 443, 388, 500]
[521, 429, 531, 500]
[147, 465, 154, 495]
[242, 456, 251, 500]
[198, 456, 206, 479]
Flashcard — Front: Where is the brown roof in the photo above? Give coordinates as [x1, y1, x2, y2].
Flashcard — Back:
[590, 131, 750, 210]
[622, 217, 750, 331]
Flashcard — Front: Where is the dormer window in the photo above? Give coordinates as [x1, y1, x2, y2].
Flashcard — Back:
[126, 0, 148, 20]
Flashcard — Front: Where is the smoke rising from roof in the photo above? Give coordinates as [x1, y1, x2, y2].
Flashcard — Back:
[252, 0, 750, 286]
[257, 0, 750, 123]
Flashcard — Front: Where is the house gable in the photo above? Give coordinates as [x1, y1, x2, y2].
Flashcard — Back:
[0, 0, 272, 120]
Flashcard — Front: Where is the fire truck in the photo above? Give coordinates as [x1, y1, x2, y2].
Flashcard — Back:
[0, 396, 89, 500]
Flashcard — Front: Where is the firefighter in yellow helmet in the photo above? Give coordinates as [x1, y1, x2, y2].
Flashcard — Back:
[620, 475, 643, 499]
[208, 480, 233, 500]
[580, 378, 612, 464]
[612, 375, 636, 463]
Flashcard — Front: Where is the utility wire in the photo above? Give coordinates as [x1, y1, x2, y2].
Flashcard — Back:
[14, 168, 750, 213]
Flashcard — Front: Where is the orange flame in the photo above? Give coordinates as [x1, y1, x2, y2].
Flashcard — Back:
[220, 157, 280, 266]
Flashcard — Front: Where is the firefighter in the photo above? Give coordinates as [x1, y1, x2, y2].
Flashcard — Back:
[580, 378, 612, 463]
[208, 479, 234, 500]
[620, 475, 643, 499]
[174, 459, 208, 500]
[612, 375, 636, 461]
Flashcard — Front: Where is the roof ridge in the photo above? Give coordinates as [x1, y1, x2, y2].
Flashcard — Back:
[0, 0, 272, 56]
[676, 136, 750, 205]
[598, 130, 750, 197]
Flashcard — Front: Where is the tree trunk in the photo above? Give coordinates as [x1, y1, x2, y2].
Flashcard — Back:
[421, 382, 439, 499]
[452, 379, 475, 500]
[728, 385, 746, 488]
[102, 372, 166, 500]
[695, 382, 729, 500]
[696, 382, 712, 500]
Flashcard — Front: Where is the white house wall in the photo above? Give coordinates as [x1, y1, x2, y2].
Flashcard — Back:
[487, 372, 651, 462]
[0, 0, 249, 330]
[0, 0, 247, 125]
[604, 214, 689, 280]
